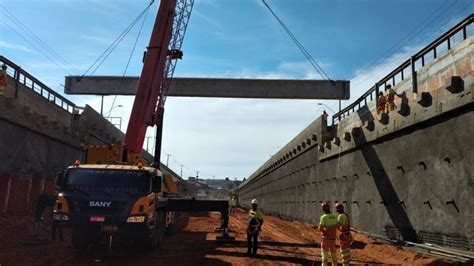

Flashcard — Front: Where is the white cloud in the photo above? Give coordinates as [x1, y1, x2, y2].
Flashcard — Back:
[58, 0, 125, 18]
[348, 45, 421, 102]
[217, 60, 333, 80]
[0, 40, 34, 53]
[193, 10, 224, 31]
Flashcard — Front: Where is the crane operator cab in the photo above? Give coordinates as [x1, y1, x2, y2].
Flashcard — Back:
[53, 162, 166, 251]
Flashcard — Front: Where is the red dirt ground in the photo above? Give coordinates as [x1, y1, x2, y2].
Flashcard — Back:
[0, 209, 455, 265]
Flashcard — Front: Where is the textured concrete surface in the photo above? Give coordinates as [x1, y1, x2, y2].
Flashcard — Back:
[64, 76, 350, 100]
[239, 36, 474, 250]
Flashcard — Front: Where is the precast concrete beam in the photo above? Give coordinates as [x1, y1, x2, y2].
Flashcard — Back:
[65, 76, 350, 100]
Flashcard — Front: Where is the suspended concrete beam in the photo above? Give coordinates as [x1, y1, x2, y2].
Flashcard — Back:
[65, 76, 350, 100]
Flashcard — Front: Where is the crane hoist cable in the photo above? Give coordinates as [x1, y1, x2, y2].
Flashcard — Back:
[80, 0, 155, 79]
[261, 0, 333, 83]
[0, 6, 81, 75]
[106, 4, 152, 118]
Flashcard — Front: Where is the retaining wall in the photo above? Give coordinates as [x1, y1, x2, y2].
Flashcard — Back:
[0, 72, 124, 217]
[239, 36, 474, 250]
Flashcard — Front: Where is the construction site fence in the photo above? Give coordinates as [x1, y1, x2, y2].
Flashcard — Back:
[332, 14, 474, 125]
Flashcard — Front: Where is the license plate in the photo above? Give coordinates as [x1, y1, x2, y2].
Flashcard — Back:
[90, 216, 105, 222]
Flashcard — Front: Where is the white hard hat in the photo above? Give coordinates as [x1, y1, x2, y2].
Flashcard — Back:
[251, 199, 258, 204]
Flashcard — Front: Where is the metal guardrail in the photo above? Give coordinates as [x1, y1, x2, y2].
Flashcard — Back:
[333, 14, 474, 124]
[0, 55, 76, 114]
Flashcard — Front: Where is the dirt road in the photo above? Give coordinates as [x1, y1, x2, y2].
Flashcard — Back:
[0, 209, 452, 265]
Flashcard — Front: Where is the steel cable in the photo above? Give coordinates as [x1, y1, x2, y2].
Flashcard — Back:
[261, 0, 333, 82]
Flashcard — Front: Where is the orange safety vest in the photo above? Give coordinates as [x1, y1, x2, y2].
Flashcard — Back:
[377, 95, 386, 113]
[387, 89, 396, 103]
[0, 69, 7, 87]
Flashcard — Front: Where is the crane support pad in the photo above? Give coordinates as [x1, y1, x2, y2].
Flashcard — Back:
[65, 76, 350, 100]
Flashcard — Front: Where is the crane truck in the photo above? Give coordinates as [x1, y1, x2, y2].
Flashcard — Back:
[50, 0, 233, 251]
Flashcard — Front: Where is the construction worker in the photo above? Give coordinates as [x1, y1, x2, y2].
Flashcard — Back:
[376, 91, 386, 115]
[335, 203, 353, 266]
[247, 199, 264, 256]
[385, 85, 398, 113]
[318, 201, 337, 266]
[0, 64, 7, 96]
[229, 196, 237, 216]
[322, 110, 329, 126]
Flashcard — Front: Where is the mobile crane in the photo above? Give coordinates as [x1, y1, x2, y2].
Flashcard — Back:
[50, 0, 233, 251]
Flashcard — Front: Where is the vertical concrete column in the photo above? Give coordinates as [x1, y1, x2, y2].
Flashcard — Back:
[298, 171, 303, 220]
[288, 173, 292, 218]
[304, 167, 311, 222]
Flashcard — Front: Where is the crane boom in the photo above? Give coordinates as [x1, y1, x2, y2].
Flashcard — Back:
[125, 0, 194, 155]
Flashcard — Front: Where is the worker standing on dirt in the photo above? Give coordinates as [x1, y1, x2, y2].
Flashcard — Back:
[247, 199, 264, 256]
[318, 202, 337, 266]
[229, 196, 237, 216]
[335, 203, 353, 266]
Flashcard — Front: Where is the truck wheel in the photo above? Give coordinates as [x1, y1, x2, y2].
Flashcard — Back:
[72, 227, 90, 251]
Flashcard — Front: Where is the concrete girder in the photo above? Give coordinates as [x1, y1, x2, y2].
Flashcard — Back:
[65, 76, 350, 100]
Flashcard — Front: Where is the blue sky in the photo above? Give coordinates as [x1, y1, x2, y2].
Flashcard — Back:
[1, 0, 473, 179]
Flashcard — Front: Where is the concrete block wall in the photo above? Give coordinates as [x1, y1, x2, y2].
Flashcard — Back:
[321, 36, 474, 160]
[239, 36, 474, 250]
[0, 66, 126, 218]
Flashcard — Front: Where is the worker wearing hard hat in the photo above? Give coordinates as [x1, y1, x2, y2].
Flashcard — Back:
[247, 199, 264, 256]
[335, 203, 353, 266]
[0, 64, 7, 96]
[318, 202, 337, 266]
[229, 196, 237, 216]
[376, 91, 386, 115]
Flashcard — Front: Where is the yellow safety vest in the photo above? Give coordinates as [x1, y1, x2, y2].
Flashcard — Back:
[337, 213, 350, 232]
[248, 209, 264, 221]
[319, 213, 338, 239]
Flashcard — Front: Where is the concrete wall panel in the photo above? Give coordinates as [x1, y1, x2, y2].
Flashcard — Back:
[239, 36, 474, 251]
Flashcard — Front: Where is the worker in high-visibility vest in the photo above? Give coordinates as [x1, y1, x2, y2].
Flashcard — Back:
[385, 85, 398, 113]
[318, 202, 337, 266]
[335, 203, 353, 266]
[376, 91, 386, 115]
[0, 64, 7, 96]
[247, 199, 264, 256]
[229, 196, 237, 216]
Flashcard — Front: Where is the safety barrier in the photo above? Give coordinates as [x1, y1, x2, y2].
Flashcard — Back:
[0, 55, 76, 114]
[332, 14, 474, 124]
